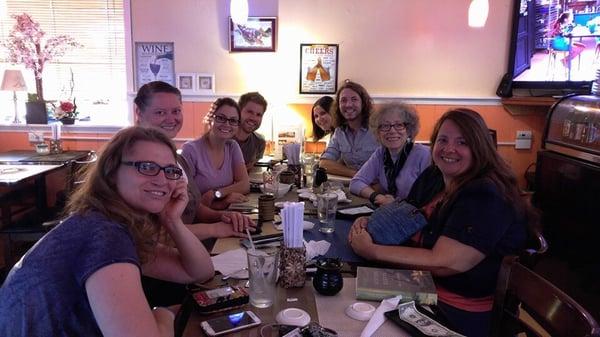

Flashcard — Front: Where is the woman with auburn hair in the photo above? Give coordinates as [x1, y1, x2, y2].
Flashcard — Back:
[350, 102, 430, 205]
[319, 80, 379, 177]
[0, 126, 214, 337]
[349, 108, 536, 337]
[182, 97, 250, 210]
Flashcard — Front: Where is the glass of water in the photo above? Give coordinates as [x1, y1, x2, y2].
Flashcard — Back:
[317, 192, 338, 233]
[247, 248, 279, 308]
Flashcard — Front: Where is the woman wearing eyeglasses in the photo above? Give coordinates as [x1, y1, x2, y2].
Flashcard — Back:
[350, 102, 430, 206]
[181, 97, 250, 210]
[0, 126, 214, 337]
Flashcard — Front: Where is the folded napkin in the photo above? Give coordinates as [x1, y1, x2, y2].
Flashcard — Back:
[304, 240, 331, 261]
[211, 248, 247, 275]
[360, 295, 402, 337]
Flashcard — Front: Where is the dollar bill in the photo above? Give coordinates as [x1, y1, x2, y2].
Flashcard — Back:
[396, 301, 466, 337]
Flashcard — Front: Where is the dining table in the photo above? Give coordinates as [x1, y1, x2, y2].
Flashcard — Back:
[0, 150, 94, 227]
[176, 188, 416, 337]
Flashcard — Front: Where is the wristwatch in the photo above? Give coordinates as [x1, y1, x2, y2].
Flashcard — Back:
[369, 191, 381, 204]
[214, 189, 224, 200]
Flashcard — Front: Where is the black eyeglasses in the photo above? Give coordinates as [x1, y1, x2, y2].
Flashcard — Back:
[121, 161, 183, 180]
[378, 123, 407, 132]
[213, 114, 240, 126]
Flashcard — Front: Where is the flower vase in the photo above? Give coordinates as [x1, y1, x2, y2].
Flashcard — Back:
[25, 101, 48, 124]
[60, 117, 75, 125]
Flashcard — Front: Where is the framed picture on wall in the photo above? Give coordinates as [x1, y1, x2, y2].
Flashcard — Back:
[229, 17, 277, 52]
[176, 73, 196, 95]
[135, 42, 175, 89]
[196, 73, 215, 95]
[299, 43, 339, 94]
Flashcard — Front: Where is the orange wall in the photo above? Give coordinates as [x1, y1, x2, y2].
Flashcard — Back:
[1, 102, 544, 189]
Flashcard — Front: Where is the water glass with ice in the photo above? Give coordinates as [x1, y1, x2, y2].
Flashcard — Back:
[247, 248, 279, 308]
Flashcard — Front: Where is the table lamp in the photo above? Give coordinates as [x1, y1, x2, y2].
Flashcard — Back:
[1, 69, 27, 124]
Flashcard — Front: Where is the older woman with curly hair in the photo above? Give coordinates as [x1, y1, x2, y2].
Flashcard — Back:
[0, 126, 214, 337]
[349, 102, 431, 205]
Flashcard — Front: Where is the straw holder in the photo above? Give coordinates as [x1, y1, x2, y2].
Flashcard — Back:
[278, 246, 306, 288]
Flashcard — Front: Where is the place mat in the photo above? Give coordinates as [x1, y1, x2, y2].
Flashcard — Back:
[303, 219, 365, 264]
[314, 278, 409, 337]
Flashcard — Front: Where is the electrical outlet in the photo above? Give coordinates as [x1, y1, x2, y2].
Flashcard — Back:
[28, 132, 43, 143]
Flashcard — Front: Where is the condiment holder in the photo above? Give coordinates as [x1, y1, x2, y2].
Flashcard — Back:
[312, 257, 343, 296]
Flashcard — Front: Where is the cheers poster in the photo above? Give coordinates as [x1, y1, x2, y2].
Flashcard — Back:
[300, 44, 338, 94]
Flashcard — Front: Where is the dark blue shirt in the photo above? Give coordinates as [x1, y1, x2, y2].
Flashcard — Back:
[407, 166, 528, 298]
[0, 211, 140, 337]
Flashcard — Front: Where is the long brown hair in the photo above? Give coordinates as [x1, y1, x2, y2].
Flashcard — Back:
[65, 126, 178, 262]
[331, 80, 373, 128]
[431, 108, 538, 225]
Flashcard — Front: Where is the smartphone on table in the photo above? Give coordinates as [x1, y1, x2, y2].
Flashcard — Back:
[200, 310, 261, 336]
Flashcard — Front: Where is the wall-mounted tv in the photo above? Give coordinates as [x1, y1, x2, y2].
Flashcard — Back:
[506, 0, 599, 94]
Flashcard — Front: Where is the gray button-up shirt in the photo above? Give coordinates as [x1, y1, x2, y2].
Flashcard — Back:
[320, 125, 379, 170]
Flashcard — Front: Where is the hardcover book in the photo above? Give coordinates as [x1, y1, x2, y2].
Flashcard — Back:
[355, 267, 437, 305]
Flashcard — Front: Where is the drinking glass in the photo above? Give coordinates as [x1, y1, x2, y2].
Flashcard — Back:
[247, 248, 279, 308]
[317, 192, 338, 233]
[302, 154, 315, 189]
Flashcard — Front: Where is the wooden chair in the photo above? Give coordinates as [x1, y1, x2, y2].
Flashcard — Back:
[490, 256, 600, 337]
[519, 226, 548, 269]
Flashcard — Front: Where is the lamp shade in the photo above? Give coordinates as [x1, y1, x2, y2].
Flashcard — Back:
[468, 0, 489, 28]
[1, 69, 27, 91]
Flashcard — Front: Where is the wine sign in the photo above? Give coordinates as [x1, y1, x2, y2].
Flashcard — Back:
[135, 42, 175, 89]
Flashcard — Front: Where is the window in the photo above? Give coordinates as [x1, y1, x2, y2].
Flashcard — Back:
[0, 0, 127, 125]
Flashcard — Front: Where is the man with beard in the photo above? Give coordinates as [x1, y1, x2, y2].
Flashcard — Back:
[235, 92, 267, 170]
[320, 80, 379, 177]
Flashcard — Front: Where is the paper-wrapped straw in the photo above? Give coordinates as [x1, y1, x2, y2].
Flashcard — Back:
[245, 228, 256, 251]
[282, 202, 304, 248]
[51, 123, 61, 140]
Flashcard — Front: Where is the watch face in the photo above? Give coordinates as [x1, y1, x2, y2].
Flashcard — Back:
[215, 190, 222, 199]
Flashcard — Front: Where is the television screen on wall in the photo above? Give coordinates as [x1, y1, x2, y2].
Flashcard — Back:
[507, 0, 598, 92]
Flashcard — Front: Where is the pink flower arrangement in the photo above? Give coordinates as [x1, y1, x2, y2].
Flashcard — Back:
[2, 13, 81, 102]
[52, 98, 78, 120]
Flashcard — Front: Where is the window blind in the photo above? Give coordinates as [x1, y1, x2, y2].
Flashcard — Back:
[0, 0, 126, 125]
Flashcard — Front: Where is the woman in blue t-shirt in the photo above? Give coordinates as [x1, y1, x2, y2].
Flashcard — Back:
[0, 127, 214, 337]
[348, 109, 538, 337]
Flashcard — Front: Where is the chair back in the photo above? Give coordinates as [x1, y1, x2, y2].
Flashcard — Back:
[519, 226, 548, 269]
[491, 256, 600, 337]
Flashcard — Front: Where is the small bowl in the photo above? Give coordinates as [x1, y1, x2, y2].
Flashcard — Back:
[260, 183, 291, 198]
[275, 308, 311, 326]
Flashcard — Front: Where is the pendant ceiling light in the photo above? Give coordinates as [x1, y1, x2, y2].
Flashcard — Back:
[468, 0, 489, 28]
[231, 0, 249, 25]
